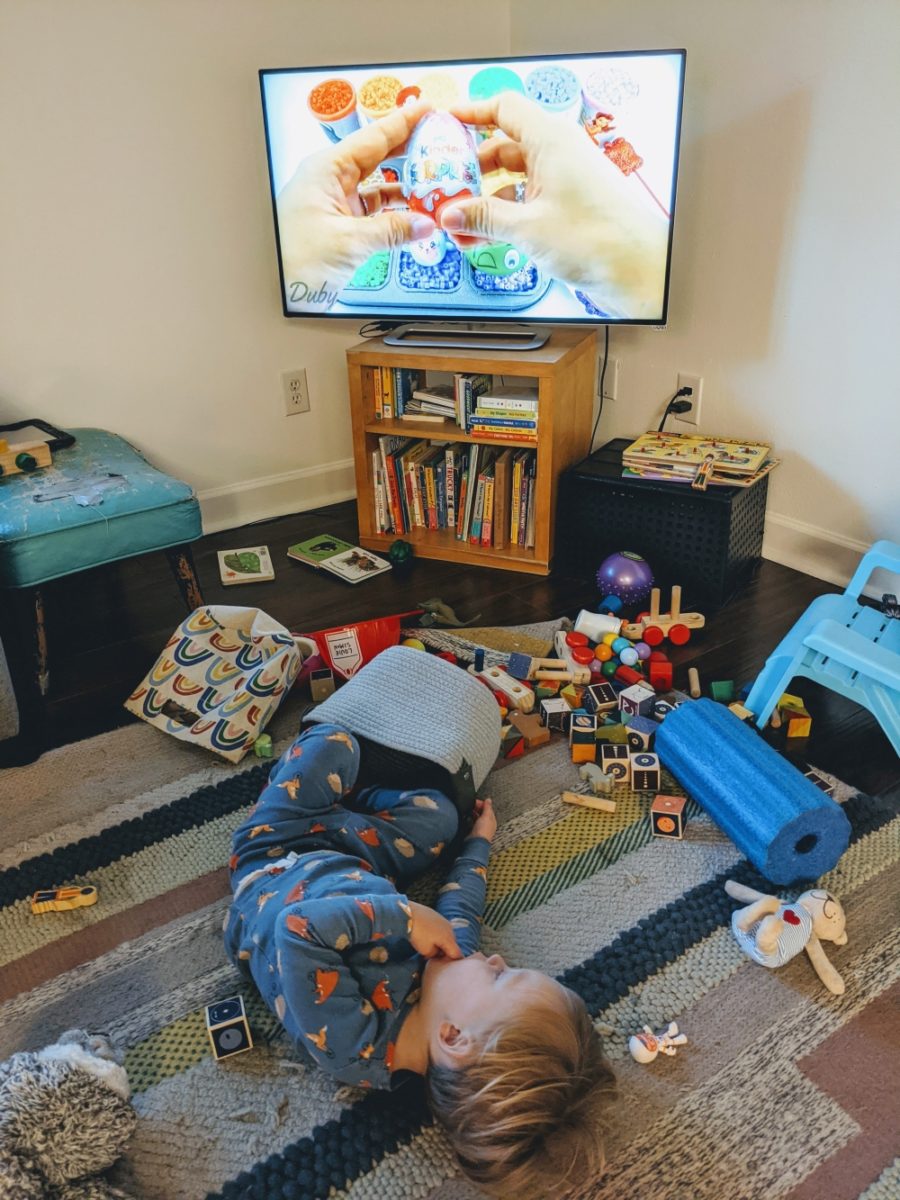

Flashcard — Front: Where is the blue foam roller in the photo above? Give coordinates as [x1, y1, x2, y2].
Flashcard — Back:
[655, 699, 851, 884]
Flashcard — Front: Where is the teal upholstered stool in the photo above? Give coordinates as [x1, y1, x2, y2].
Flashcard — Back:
[0, 428, 203, 760]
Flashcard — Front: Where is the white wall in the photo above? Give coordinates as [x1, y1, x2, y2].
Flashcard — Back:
[2, 1, 897, 585]
[512, 0, 900, 585]
[0, 0, 509, 531]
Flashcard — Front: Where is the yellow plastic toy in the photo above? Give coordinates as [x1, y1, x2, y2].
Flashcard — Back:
[31, 885, 99, 914]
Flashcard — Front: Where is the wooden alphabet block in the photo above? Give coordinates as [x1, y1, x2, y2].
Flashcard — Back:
[540, 697, 571, 732]
[206, 995, 253, 1060]
[583, 682, 618, 715]
[618, 683, 656, 718]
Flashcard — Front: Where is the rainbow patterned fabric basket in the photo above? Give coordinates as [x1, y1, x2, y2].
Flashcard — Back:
[124, 606, 301, 762]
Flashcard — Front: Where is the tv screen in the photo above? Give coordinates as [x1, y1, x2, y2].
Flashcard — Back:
[260, 50, 685, 325]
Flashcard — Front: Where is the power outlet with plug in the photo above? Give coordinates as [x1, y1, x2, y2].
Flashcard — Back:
[674, 372, 703, 426]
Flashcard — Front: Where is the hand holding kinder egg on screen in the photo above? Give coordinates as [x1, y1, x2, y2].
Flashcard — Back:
[275, 99, 437, 306]
[441, 91, 670, 319]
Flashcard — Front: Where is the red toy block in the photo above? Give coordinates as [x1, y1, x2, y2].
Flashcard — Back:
[649, 660, 674, 691]
[615, 664, 643, 686]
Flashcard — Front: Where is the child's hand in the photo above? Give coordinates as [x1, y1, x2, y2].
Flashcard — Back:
[470, 797, 497, 843]
[407, 901, 463, 960]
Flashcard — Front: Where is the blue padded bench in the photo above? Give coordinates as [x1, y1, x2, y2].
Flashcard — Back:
[0, 428, 204, 762]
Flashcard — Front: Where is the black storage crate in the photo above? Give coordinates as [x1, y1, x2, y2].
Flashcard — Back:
[555, 439, 769, 608]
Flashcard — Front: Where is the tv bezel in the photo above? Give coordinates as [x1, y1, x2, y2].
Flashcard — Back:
[259, 48, 687, 327]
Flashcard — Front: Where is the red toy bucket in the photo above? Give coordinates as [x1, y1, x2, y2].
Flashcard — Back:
[308, 610, 422, 681]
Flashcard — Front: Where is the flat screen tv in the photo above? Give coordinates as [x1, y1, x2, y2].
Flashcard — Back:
[260, 50, 685, 326]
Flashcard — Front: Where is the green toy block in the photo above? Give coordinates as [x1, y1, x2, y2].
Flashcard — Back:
[595, 722, 628, 744]
[710, 680, 735, 704]
[253, 734, 274, 758]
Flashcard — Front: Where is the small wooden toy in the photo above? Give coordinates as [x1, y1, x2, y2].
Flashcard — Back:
[540, 697, 571, 732]
[534, 682, 561, 700]
[0, 438, 52, 477]
[501, 731, 526, 759]
[583, 682, 618, 715]
[507, 651, 590, 686]
[253, 734, 274, 758]
[561, 790, 616, 813]
[630, 751, 661, 792]
[553, 630, 596, 684]
[650, 794, 687, 839]
[629, 1022, 687, 1064]
[206, 995, 254, 1059]
[31, 885, 98, 914]
[509, 711, 551, 748]
[727, 702, 755, 723]
[688, 667, 702, 699]
[309, 667, 336, 702]
[625, 715, 657, 753]
[614, 664, 643, 687]
[710, 679, 735, 703]
[468, 664, 534, 712]
[621, 586, 705, 646]
[724, 879, 848, 995]
[783, 704, 812, 738]
[600, 743, 630, 783]
[618, 683, 656, 719]
[579, 761, 615, 795]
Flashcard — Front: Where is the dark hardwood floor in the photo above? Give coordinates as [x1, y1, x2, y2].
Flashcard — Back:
[7, 500, 899, 798]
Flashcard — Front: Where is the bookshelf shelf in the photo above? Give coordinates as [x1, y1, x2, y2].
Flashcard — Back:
[346, 329, 597, 575]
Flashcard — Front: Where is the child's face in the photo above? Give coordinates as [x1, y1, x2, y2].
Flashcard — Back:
[424, 951, 568, 1034]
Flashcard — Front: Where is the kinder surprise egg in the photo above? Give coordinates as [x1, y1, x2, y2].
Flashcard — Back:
[402, 112, 481, 223]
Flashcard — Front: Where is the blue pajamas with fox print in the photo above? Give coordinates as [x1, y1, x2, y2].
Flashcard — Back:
[223, 722, 490, 1089]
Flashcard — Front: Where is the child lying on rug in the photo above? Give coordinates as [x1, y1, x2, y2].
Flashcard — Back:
[224, 722, 616, 1198]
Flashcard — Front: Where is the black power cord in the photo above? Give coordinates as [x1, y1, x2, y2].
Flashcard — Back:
[658, 386, 694, 432]
[589, 324, 611, 452]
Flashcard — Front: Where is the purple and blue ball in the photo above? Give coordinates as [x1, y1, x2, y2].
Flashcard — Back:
[596, 551, 654, 606]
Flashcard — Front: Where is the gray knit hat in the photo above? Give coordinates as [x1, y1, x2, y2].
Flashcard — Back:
[305, 645, 501, 815]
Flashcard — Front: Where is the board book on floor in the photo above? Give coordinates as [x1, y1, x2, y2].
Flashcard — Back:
[287, 535, 391, 583]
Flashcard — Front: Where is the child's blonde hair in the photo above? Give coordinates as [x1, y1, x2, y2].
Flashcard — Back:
[425, 986, 616, 1198]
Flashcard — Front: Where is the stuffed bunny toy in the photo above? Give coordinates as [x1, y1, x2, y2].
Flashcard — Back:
[725, 879, 848, 994]
[0, 1029, 136, 1199]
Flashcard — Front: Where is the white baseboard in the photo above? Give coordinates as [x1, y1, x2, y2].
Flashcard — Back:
[197, 458, 357, 534]
[762, 512, 874, 589]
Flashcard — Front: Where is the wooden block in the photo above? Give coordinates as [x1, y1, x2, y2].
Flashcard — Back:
[540, 697, 571, 732]
[785, 708, 812, 738]
[630, 751, 661, 792]
[561, 790, 617, 813]
[534, 682, 561, 700]
[618, 683, 656, 718]
[777, 692, 806, 712]
[560, 683, 584, 709]
[570, 742, 597, 764]
[595, 721, 628, 745]
[583, 682, 618, 715]
[649, 660, 673, 691]
[650, 794, 687, 839]
[710, 680, 735, 703]
[503, 735, 526, 759]
[728, 702, 755, 723]
[600, 742, 630, 783]
[568, 710, 598, 746]
[626, 715, 657, 753]
[509, 712, 550, 748]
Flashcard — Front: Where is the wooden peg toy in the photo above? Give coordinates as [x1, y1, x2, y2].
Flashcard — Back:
[561, 790, 616, 813]
[506, 652, 590, 685]
[688, 667, 702, 699]
[468, 663, 534, 712]
[621, 586, 705, 647]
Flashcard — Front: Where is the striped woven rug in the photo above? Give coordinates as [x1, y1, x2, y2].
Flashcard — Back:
[2, 620, 898, 1200]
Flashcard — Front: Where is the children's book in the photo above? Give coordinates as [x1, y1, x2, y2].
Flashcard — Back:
[217, 545, 275, 585]
[287, 535, 391, 584]
[623, 431, 771, 477]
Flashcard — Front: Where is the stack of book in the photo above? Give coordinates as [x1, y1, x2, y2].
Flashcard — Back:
[467, 384, 539, 442]
[622, 431, 778, 489]
[403, 382, 457, 422]
[453, 371, 492, 428]
[371, 437, 536, 549]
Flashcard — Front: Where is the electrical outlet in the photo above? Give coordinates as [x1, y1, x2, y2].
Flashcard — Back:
[600, 357, 619, 400]
[283, 369, 310, 416]
[675, 372, 703, 426]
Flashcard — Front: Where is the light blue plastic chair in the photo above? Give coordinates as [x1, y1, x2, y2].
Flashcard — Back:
[745, 539, 900, 755]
